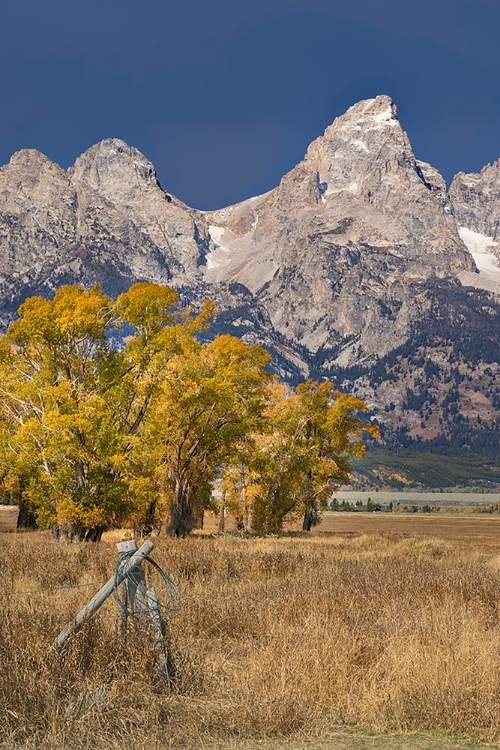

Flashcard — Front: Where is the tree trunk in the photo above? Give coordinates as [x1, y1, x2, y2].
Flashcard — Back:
[169, 482, 195, 537]
[169, 500, 195, 537]
[302, 508, 314, 532]
[302, 504, 320, 532]
[135, 499, 160, 539]
[84, 525, 106, 542]
[55, 522, 106, 542]
[218, 488, 226, 533]
[239, 467, 253, 533]
[17, 497, 37, 529]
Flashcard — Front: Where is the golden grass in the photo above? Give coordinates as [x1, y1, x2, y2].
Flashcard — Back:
[1, 527, 500, 749]
[313, 513, 500, 548]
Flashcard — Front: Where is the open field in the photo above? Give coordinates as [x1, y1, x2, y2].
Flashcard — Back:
[316, 512, 500, 549]
[1, 525, 500, 749]
[203, 508, 500, 547]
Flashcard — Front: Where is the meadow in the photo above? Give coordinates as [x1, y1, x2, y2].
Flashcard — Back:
[1, 515, 500, 749]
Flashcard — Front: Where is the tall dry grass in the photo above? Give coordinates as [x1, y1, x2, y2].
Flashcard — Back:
[0, 530, 500, 749]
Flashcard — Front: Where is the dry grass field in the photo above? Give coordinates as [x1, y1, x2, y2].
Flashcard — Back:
[0, 505, 19, 532]
[315, 513, 500, 548]
[204, 510, 500, 549]
[1, 516, 500, 749]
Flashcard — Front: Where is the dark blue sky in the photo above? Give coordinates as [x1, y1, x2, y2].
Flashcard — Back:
[2, 0, 499, 209]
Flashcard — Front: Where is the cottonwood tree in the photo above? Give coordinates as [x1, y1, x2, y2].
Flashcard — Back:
[225, 380, 378, 534]
[140, 334, 271, 537]
[0, 283, 212, 540]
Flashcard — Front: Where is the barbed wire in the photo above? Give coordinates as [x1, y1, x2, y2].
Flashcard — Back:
[113, 553, 181, 621]
[2, 549, 181, 630]
[2, 580, 107, 597]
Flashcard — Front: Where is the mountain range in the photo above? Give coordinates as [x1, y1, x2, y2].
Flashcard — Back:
[0, 95, 499, 456]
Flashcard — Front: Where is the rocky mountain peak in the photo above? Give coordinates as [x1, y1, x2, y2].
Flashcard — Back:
[326, 94, 399, 132]
[205, 94, 474, 331]
[1, 148, 69, 203]
[66, 136, 211, 279]
[202, 94, 479, 372]
[302, 94, 431, 211]
[0, 148, 74, 275]
[449, 159, 500, 294]
[6, 147, 59, 171]
[70, 138, 165, 205]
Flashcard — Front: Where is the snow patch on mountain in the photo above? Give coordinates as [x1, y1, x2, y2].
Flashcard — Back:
[459, 227, 500, 275]
[205, 225, 232, 269]
[457, 227, 500, 295]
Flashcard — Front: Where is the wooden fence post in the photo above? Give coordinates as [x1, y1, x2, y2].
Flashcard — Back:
[116, 540, 149, 620]
[54, 540, 154, 650]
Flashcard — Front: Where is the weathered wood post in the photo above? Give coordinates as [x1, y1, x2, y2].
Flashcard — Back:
[54, 537, 175, 692]
[116, 540, 149, 623]
[54, 540, 154, 650]
[118, 542, 172, 690]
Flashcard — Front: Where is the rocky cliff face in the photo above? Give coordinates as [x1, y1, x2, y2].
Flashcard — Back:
[450, 160, 500, 240]
[0, 96, 499, 454]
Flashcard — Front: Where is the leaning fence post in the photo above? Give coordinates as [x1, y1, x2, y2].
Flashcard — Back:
[54, 540, 154, 650]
